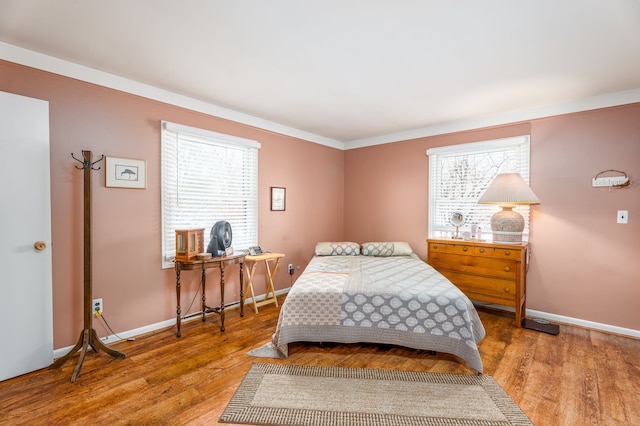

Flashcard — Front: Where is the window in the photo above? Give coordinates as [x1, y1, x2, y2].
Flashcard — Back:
[161, 121, 260, 268]
[427, 135, 531, 240]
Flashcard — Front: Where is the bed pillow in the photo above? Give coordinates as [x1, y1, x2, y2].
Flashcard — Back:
[361, 242, 395, 256]
[392, 242, 414, 256]
[315, 242, 360, 256]
[360, 242, 414, 256]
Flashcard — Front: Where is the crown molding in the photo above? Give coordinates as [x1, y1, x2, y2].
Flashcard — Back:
[3, 41, 639, 152]
[345, 87, 640, 149]
[0, 42, 345, 150]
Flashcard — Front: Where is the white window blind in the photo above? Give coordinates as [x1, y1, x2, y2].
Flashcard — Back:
[161, 121, 260, 268]
[427, 136, 531, 240]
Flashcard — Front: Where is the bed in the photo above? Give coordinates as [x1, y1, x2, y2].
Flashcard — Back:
[262, 242, 486, 373]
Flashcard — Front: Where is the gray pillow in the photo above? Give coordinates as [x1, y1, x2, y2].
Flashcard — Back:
[315, 242, 360, 256]
[361, 242, 395, 256]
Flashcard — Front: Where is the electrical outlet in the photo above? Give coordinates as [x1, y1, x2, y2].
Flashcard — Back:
[288, 263, 294, 275]
[617, 210, 628, 224]
[93, 298, 103, 315]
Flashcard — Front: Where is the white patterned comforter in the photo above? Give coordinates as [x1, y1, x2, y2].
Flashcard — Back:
[271, 254, 486, 373]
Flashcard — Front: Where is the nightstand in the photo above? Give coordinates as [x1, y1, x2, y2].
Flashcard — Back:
[426, 238, 529, 327]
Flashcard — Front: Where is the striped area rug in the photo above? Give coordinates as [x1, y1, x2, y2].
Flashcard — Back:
[220, 363, 533, 425]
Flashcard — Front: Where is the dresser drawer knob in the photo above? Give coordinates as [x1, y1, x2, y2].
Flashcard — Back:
[433, 245, 438, 249]
[462, 247, 468, 252]
[504, 266, 511, 272]
[504, 287, 511, 293]
[504, 251, 511, 256]
[479, 248, 485, 253]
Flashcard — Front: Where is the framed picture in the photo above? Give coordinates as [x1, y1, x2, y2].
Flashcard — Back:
[270, 186, 286, 211]
[105, 156, 146, 189]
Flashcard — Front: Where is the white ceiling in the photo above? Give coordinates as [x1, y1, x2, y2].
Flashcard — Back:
[1, 0, 640, 148]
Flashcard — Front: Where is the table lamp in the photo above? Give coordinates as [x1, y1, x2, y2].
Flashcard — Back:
[478, 173, 540, 244]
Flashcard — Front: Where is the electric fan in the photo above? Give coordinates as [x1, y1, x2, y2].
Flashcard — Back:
[207, 221, 232, 256]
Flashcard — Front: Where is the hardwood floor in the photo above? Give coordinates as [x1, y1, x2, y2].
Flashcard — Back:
[1, 297, 639, 426]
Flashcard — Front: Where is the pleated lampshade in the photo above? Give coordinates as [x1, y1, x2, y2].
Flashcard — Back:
[478, 173, 540, 244]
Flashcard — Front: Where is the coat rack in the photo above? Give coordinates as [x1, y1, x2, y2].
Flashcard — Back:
[50, 150, 125, 382]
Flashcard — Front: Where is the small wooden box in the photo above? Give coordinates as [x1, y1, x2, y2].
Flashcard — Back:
[175, 228, 204, 262]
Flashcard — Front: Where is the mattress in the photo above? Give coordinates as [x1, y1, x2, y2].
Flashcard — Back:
[270, 253, 486, 373]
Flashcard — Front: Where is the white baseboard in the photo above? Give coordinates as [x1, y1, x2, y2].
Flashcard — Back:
[473, 301, 640, 339]
[54, 289, 638, 356]
[53, 287, 292, 358]
[525, 309, 640, 339]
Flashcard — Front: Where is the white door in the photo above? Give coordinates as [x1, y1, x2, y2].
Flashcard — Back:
[0, 91, 53, 381]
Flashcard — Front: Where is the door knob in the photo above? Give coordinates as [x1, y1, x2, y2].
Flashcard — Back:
[34, 241, 47, 251]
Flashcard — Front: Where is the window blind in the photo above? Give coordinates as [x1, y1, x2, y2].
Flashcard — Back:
[427, 136, 531, 239]
[161, 121, 260, 267]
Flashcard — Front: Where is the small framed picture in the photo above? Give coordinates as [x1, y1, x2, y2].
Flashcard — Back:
[105, 156, 146, 189]
[270, 187, 286, 211]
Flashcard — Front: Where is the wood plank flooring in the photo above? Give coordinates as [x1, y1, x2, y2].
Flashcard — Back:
[1, 297, 639, 425]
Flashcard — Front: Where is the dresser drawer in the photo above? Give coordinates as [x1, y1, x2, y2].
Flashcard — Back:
[428, 252, 517, 280]
[428, 241, 474, 255]
[474, 245, 520, 260]
[441, 271, 516, 307]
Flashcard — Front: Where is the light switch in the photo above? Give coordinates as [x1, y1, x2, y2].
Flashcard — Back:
[617, 210, 629, 224]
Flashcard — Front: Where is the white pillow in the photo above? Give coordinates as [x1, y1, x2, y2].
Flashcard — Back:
[392, 242, 414, 256]
[315, 242, 360, 256]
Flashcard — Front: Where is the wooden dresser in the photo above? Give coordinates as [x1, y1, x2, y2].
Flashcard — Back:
[426, 238, 529, 327]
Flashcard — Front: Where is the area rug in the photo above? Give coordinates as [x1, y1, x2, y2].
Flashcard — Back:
[219, 363, 533, 426]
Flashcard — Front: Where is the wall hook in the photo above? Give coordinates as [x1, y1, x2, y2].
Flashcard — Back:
[71, 151, 104, 170]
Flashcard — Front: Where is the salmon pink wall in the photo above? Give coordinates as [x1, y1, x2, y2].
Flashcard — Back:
[345, 106, 640, 331]
[2, 57, 638, 348]
[344, 123, 531, 255]
[529, 107, 639, 328]
[1, 60, 344, 349]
